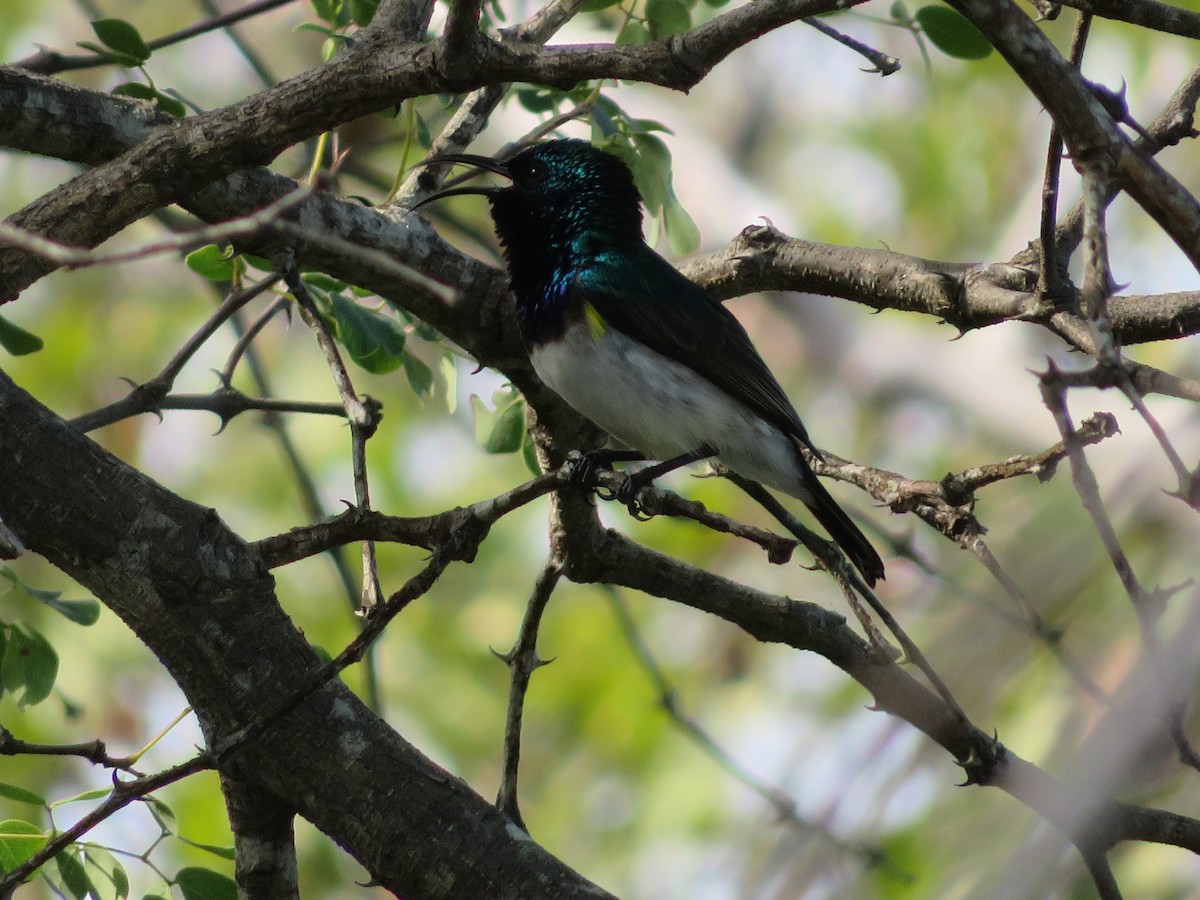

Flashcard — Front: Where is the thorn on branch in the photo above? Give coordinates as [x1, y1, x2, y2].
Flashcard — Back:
[1087, 77, 1154, 142]
[954, 731, 1007, 787]
[803, 16, 901, 75]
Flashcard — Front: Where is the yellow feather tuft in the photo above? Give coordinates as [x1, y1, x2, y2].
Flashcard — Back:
[583, 302, 606, 341]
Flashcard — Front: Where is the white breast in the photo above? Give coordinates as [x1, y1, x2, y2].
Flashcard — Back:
[529, 322, 807, 500]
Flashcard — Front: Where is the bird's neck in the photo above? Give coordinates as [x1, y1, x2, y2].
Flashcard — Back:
[502, 228, 634, 346]
[489, 190, 643, 346]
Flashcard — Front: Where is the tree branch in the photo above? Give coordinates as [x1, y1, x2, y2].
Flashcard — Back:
[1052, 0, 1200, 39]
[0, 368, 613, 899]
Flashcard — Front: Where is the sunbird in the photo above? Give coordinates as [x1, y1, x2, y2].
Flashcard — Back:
[416, 139, 884, 586]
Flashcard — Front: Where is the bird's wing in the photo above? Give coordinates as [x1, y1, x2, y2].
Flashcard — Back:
[573, 245, 818, 452]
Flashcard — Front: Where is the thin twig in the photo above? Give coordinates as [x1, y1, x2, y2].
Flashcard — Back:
[803, 16, 900, 74]
[1039, 364, 1156, 635]
[585, 466, 796, 564]
[221, 295, 291, 385]
[0, 753, 214, 893]
[721, 472, 975, 733]
[72, 274, 281, 432]
[0, 188, 312, 267]
[284, 267, 383, 612]
[1113, 379, 1197, 507]
[15, 0, 300, 74]
[0, 725, 138, 773]
[495, 559, 563, 829]
[604, 587, 890, 867]
[221, 287, 382, 707]
[252, 469, 566, 566]
[1036, 13, 1091, 301]
[196, 0, 281, 88]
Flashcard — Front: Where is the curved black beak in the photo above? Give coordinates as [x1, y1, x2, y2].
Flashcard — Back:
[410, 153, 512, 210]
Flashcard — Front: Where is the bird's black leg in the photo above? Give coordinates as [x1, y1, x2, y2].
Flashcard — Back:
[567, 448, 648, 501]
[617, 444, 717, 516]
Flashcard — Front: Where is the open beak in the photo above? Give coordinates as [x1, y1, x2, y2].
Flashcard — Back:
[410, 153, 512, 210]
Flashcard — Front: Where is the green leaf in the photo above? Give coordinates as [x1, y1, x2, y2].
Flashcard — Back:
[113, 82, 185, 117]
[45, 849, 92, 900]
[664, 194, 701, 256]
[185, 246, 242, 282]
[83, 846, 130, 900]
[41, 598, 100, 627]
[348, 0, 380, 26]
[915, 6, 992, 59]
[0, 819, 48, 874]
[471, 391, 526, 454]
[0, 568, 99, 625]
[75, 40, 144, 68]
[514, 85, 559, 114]
[616, 19, 651, 45]
[403, 353, 433, 396]
[309, 0, 338, 23]
[439, 355, 458, 414]
[890, 0, 910, 22]
[1, 623, 58, 708]
[176, 837, 236, 861]
[631, 117, 674, 135]
[145, 797, 176, 831]
[50, 788, 113, 807]
[294, 21, 335, 37]
[646, 0, 691, 39]
[153, 91, 188, 119]
[629, 132, 673, 213]
[0, 314, 43, 356]
[0, 782, 46, 807]
[90, 18, 150, 64]
[111, 82, 156, 102]
[175, 866, 237, 900]
[581, 0, 625, 12]
[301, 272, 347, 292]
[326, 295, 407, 374]
[520, 431, 541, 476]
[410, 107, 433, 149]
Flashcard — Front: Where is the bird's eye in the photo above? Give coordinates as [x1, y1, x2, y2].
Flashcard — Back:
[522, 159, 548, 183]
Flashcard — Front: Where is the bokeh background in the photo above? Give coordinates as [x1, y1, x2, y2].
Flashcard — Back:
[2, 1, 1200, 896]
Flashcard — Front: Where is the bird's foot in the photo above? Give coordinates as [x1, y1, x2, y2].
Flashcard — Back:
[614, 472, 655, 521]
[561, 453, 657, 518]
[565, 449, 644, 505]
[564, 451, 617, 505]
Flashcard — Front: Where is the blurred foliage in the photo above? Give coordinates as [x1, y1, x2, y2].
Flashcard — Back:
[2, 1, 1200, 898]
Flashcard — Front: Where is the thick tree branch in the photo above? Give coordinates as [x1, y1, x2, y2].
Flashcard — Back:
[1052, 0, 1200, 39]
[0, 368, 613, 899]
[0, 0, 857, 302]
[219, 774, 300, 900]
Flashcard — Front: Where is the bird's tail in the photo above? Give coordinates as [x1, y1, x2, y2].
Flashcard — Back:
[797, 459, 885, 588]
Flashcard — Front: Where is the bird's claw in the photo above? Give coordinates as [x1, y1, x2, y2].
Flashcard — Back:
[615, 476, 655, 520]
[566, 450, 608, 486]
[565, 451, 656, 519]
[566, 450, 622, 504]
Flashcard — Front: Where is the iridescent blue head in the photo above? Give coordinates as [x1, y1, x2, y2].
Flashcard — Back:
[415, 139, 646, 341]
[416, 138, 643, 250]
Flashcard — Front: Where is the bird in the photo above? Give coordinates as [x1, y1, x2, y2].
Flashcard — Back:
[414, 138, 885, 587]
